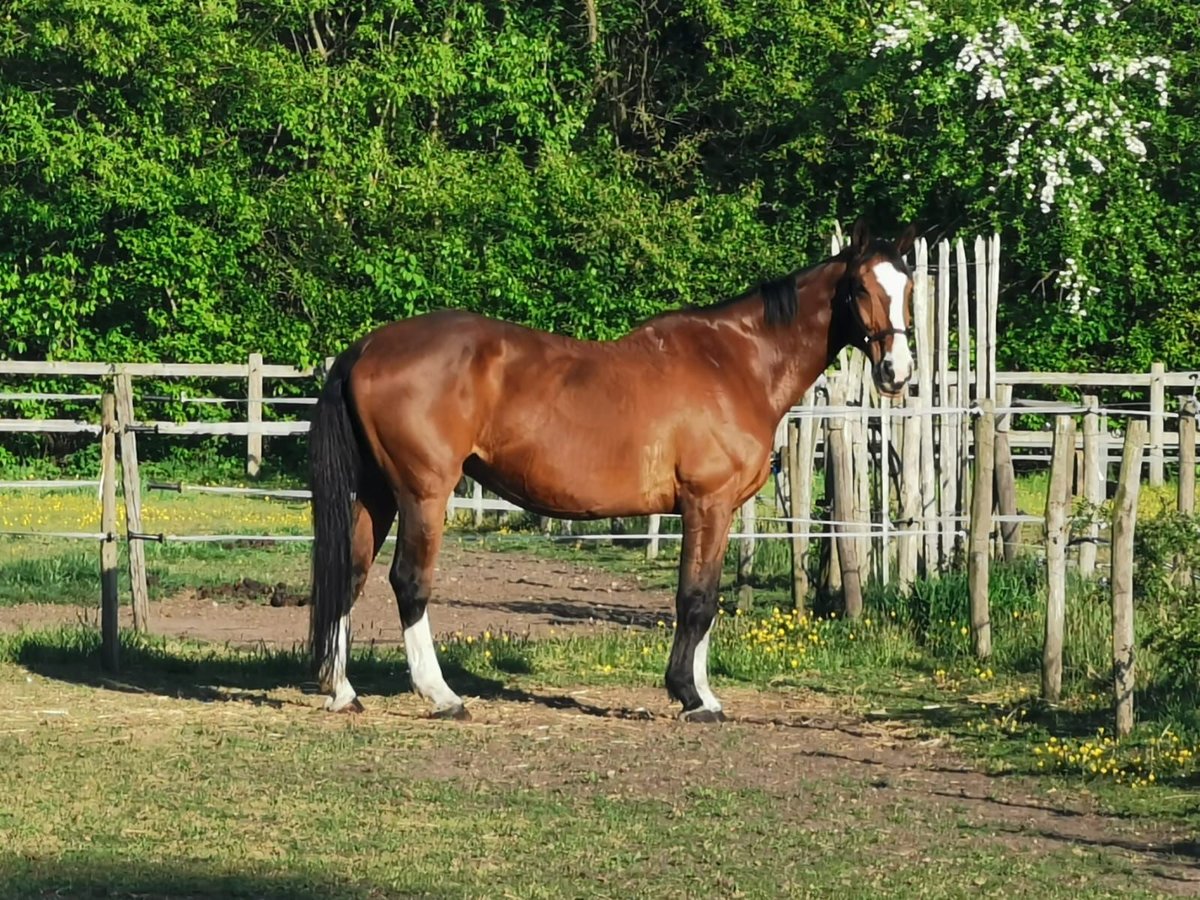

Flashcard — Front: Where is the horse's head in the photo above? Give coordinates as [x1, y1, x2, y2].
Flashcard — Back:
[839, 219, 917, 399]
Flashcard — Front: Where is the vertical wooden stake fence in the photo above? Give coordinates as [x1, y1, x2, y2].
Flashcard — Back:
[955, 237, 973, 525]
[1180, 397, 1197, 517]
[826, 385, 862, 618]
[987, 234, 1000, 399]
[1177, 397, 1197, 588]
[1149, 362, 1165, 486]
[1111, 419, 1148, 737]
[823, 406, 842, 594]
[880, 394, 892, 586]
[936, 239, 954, 565]
[974, 235, 989, 403]
[913, 239, 937, 574]
[247, 352, 264, 477]
[784, 419, 802, 605]
[993, 384, 1018, 562]
[897, 404, 921, 593]
[114, 374, 150, 632]
[100, 394, 120, 673]
[799, 389, 819, 554]
[853, 357, 871, 587]
[787, 407, 816, 608]
[1042, 416, 1076, 702]
[1078, 395, 1102, 579]
[968, 401, 994, 660]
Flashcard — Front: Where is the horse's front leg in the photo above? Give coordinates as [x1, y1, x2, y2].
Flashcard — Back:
[665, 501, 734, 723]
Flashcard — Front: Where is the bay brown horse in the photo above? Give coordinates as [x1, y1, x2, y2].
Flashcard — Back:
[308, 219, 916, 721]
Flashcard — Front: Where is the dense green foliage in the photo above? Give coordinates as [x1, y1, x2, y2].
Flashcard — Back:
[1, 0, 1196, 371]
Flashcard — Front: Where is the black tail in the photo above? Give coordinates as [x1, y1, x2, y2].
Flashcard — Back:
[309, 345, 366, 680]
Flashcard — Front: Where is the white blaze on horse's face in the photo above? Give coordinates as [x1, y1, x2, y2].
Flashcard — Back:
[872, 260, 913, 388]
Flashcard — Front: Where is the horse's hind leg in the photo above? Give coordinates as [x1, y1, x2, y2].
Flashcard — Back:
[323, 489, 396, 712]
[390, 490, 466, 719]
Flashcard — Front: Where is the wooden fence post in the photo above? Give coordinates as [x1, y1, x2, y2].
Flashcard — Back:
[936, 240, 955, 567]
[1112, 419, 1147, 737]
[1042, 416, 1076, 702]
[737, 497, 756, 590]
[823, 404, 842, 594]
[1077, 395, 1103, 579]
[786, 414, 815, 608]
[827, 386, 862, 618]
[1149, 362, 1165, 486]
[853, 357, 872, 587]
[114, 374, 150, 633]
[955, 237, 973, 527]
[472, 480, 484, 528]
[1180, 397, 1197, 516]
[247, 352, 264, 477]
[969, 400, 995, 660]
[100, 394, 120, 673]
[973, 235, 989, 404]
[1177, 397, 1196, 589]
[880, 394, 892, 586]
[987, 234, 1000, 400]
[993, 384, 1018, 562]
[913, 239, 937, 573]
[645, 514, 661, 561]
[898, 398, 921, 592]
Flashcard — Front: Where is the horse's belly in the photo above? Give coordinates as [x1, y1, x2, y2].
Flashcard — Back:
[467, 434, 676, 519]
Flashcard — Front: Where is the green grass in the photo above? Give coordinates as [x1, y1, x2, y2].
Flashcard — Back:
[2, 480, 1200, 897]
[0, 539, 312, 606]
[1, 628, 1196, 899]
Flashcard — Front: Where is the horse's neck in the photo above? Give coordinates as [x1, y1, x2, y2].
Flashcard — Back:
[755, 259, 847, 420]
[627, 257, 848, 423]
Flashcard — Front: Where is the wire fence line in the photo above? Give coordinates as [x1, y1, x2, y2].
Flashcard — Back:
[0, 365, 1194, 571]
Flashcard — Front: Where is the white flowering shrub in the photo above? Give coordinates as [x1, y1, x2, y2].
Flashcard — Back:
[869, 0, 1172, 317]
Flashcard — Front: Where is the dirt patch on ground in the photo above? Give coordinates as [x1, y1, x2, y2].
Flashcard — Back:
[0, 543, 675, 647]
[329, 684, 1198, 895]
[70, 675, 1183, 896]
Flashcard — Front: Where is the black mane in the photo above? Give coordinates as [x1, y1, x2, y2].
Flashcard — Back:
[760, 272, 799, 326]
[697, 254, 835, 327]
[663, 236, 909, 329]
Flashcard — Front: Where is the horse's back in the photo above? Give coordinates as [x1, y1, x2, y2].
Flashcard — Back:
[344, 310, 683, 513]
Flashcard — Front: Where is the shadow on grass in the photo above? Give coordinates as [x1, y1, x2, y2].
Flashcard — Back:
[4, 626, 664, 720]
[5, 626, 504, 708]
[859, 686, 1116, 740]
[1, 855, 451, 899]
[440, 595, 664, 629]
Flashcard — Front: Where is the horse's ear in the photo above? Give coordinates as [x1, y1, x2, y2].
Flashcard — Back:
[895, 223, 917, 257]
[850, 217, 871, 254]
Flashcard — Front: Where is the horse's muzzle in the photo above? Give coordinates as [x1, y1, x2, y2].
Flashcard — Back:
[873, 360, 911, 399]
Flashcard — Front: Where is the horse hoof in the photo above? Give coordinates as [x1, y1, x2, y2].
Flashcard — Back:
[325, 696, 364, 714]
[679, 707, 726, 724]
[430, 704, 470, 721]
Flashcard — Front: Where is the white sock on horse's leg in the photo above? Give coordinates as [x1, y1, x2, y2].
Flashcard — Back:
[404, 612, 463, 715]
[323, 612, 360, 712]
[693, 622, 723, 713]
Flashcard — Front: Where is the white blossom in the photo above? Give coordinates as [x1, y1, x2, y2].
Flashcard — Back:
[868, 0, 1169, 316]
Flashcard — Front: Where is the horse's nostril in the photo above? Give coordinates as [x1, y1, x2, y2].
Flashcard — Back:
[881, 360, 895, 382]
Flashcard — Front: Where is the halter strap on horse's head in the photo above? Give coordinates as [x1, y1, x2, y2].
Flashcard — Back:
[838, 279, 906, 347]
[837, 217, 916, 348]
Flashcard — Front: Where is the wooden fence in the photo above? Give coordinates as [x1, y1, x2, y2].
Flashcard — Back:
[2, 232, 1198, 731]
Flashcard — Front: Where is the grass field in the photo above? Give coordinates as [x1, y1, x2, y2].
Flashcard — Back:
[1, 478, 1199, 898]
[2, 628, 1199, 899]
